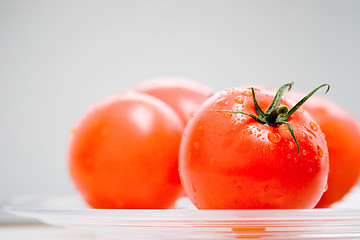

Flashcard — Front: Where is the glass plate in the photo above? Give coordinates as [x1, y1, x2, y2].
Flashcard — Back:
[3, 187, 360, 240]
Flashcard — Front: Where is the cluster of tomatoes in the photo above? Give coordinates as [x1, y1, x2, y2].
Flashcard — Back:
[68, 77, 360, 209]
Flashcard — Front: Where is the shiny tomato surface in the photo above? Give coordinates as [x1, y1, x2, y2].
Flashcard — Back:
[69, 92, 184, 209]
[134, 77, 213, 123]
[179, 87, 329, 209]
[286, 92, 360, 207]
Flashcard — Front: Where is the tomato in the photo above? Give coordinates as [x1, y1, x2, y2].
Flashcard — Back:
[134, 77, 213, 123]
[179, 83, 329, 209]
[69, 91, 184, 209]
[285, 92, 360, 207]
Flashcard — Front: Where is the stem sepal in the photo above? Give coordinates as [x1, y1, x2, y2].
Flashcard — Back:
[218, 82, 330, 156]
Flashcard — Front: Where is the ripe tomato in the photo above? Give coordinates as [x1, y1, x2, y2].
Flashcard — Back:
[134, 77, 213, 123]
[69, 91, 184, 209]
[285, 92, 360, 207]
[179, 83, 329, 209]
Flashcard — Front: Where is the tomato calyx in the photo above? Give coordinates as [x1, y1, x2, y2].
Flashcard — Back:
[218, 82, 330, 156]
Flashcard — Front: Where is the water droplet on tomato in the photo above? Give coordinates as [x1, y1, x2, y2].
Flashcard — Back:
[324, 183, 328, 193]
[269, 145, 275, 150]
[216, 97, 228, 106]
[242, 89, 252, 97]
[325, 156, 329, 164]
[317, 146, 323, 157]
[243, 129, 252, 135]
[268, 133, 281, 143]
[192, 183, 197, 193]
[194, 142, 200, 150]
[302, 150, 307, 156]
[224, 112, 232, 118]
[310, 121, 318, 131]
[227, 119, 236, 127]
[287, 154, 291, 159]
[235, 96, 244, 104]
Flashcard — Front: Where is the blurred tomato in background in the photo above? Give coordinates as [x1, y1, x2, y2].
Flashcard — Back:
[69, 91, 184, 209]
[285, 92, 360, 207]
[134, 77, 213, 124]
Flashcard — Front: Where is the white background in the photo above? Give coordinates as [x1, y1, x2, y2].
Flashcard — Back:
[1, 0, 360, 221]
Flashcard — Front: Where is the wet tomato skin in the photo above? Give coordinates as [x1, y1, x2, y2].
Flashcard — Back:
[69, 91, 184, 209]
[179, 87, 329, 209]
[134, 77, 213, 123]
[286, 92, 360, 207]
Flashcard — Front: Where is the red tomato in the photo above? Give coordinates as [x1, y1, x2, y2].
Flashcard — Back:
[134, 77, 213, 123]
[179, 84, 329, 209]
[69, 91, 184, 209]
[285, 92, 360, 207]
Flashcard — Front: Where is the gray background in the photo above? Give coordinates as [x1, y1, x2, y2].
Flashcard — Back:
[1, 0, 360, 221]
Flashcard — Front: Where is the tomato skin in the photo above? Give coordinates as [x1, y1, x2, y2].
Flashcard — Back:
[286, 92, 360, 207]
[134, 77, 213, 123]
[179, 87, 329, 209]
[69, 92, 184, 209]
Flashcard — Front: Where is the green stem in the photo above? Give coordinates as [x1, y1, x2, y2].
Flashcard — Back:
[216, 82, 330, 156]
[280, 84, 330, 122]
[266, 105, 289, 124]
[265, 82, 294, 114]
